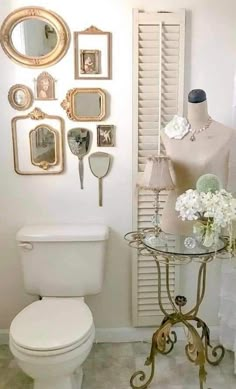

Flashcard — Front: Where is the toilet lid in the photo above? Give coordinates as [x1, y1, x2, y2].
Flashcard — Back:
[10, 299, 93, 351]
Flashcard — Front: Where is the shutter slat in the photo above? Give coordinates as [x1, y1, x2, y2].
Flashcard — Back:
[139, 78, 159, 86]
[139, 101, 159, 108]
[139, 32, 160, 41]
[139, 136, 159, 142]
[139, 130, 159, 135]
[139, 122, 159, 129]
[139, 70, 159, 78]
[139, 62, 159, 70]
[139, 108, 159, 115]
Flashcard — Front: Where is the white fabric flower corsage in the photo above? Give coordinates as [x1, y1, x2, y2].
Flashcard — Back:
[163, 115, 190, 140]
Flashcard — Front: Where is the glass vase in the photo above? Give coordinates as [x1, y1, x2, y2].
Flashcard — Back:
[193, 218, 219, 248]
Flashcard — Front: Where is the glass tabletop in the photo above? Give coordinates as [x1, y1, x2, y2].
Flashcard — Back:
[142, 232, 226, 256]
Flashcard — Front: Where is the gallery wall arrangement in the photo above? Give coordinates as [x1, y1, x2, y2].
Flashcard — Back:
[0, 5, 115, 206]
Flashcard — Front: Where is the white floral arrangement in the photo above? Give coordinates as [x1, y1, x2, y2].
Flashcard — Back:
[175, 175, 236, 247]
[163, 115, 190, 140]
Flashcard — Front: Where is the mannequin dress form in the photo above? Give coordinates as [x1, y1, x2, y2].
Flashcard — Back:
[161, 89, 236, 235]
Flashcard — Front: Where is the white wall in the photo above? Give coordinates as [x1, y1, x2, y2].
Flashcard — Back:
[0, 0, 236, 331]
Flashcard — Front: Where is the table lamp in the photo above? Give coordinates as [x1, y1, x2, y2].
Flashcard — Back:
[137, 155, 175, 236]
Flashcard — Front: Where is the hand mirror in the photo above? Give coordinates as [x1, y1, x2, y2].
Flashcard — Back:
[89, 152, 111, 206]
[67, 128, 91, 189]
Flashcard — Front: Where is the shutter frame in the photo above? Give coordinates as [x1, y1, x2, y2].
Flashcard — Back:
[132, 8, 185, 326]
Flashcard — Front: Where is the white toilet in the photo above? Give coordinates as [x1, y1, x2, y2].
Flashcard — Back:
[9, 224, 109, 389]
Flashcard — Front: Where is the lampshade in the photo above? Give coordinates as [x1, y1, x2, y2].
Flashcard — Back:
[137, 155, 175, 191]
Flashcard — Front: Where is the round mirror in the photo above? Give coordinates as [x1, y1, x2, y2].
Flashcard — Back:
[8, 84, 33, 111]
[0, 7, 70, 68]
[11, 20, 58, 57]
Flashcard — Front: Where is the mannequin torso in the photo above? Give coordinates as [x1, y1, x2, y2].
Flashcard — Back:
[161, 100, 236, 235]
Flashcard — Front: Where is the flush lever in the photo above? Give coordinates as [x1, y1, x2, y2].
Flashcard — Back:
[18, 242, 33, 250]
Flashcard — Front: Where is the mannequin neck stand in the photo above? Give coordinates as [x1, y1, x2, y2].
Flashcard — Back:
[187, 100, 209, 129]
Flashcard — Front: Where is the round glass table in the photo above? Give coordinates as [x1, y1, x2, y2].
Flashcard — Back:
[124, 230, 227, 389]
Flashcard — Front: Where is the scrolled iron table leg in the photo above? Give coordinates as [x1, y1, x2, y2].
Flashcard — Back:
[125, 231, 226, 389]
[129, 254, 225, 389]
[130, 318, 174, 389]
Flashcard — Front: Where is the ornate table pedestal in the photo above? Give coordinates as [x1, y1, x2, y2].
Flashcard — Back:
[125, 230, 226, 389]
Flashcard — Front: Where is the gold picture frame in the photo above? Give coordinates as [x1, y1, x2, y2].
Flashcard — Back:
[74, 26, 112, 79]
[61, 88, 106, 121]
[97, 125, 115, 147]
[8, 84, 33, 111]
[80, 50, 100, 74]
[12, 108, 64, 175]
[35, 71, 56, 100]
[0, 6, 70, 68]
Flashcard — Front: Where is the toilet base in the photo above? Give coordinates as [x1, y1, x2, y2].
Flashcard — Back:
[34, 367, 83, 389]
[10, 323, 95, 389]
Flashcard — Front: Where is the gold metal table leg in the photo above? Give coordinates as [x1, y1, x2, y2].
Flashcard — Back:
[130, 256, 225, 389]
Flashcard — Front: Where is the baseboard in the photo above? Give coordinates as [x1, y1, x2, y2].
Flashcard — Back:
[95, 326, 220, 343]
[0, 326, 219, 345]
[0, 330, 9, 345]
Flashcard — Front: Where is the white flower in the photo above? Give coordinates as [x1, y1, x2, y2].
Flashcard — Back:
[175, 188, 236, 231]
[175, 189, 203, 220]
[163, 115, 190, 140]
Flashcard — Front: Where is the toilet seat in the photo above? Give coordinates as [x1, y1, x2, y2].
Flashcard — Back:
[10, 298, 94, 355]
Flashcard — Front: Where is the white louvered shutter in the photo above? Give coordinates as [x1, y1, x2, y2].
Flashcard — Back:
[132, 9, 185, 326]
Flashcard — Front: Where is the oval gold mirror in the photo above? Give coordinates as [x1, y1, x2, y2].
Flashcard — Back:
[0, 7, 70, 68]
[8, 84, 33, 111]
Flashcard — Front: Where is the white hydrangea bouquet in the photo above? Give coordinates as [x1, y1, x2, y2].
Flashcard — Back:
[175, 174, 236, 247]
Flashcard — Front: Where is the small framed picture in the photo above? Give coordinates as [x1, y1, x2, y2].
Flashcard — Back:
[35, 72, 56, 100]
[97, 125, 115, 147]
[80, 50, 100, 74]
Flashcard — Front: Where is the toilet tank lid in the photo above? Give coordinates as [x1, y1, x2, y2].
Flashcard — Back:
[16, 224, 109, 242]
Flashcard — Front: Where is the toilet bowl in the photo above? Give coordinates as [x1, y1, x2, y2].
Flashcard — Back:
[10, 298, 95, 389]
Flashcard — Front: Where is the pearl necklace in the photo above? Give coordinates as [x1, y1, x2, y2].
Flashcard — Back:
[189, 116, 212, 141]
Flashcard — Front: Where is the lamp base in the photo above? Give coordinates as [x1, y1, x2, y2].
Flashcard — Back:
[152, 192, 161, 237]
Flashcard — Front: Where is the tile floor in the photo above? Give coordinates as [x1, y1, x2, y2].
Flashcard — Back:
[0, 342, 235, 388]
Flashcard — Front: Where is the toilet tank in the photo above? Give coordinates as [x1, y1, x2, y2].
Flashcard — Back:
[16, 224, 109, 297]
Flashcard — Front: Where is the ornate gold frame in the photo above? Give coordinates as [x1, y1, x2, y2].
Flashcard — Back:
[8, 84, 33, 111]
[12, 108, 64, 175]
[29, 124, 59, 170]
[0, 7, 70, 68]
[34, 71, 57, 100]
[74, 26, 112, 79]
[61, 88, 106, 121]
